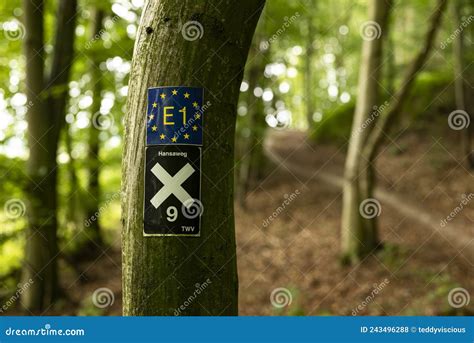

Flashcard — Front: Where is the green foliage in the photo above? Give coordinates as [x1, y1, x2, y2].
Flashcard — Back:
[406, 71, 454, 121]
[309, 100, 355, 145]
[376, 243, 409, 271]
[0, 234, 23, 275]
[77, 295, 108, 316]
[308, 70, 457, 144]
[0, 155, 25, 200]
[272, 286, 305, 316]
[403, 272, 460, 316]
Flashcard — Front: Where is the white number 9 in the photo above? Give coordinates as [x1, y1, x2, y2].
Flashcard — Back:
[166, 206, 178, 222]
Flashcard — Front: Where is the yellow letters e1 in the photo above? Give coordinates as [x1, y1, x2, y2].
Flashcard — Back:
[163, 106, 187, 125]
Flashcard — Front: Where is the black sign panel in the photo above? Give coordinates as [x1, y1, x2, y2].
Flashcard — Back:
[144, 145, 202, 236]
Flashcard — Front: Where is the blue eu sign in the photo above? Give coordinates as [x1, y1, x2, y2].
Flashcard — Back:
[146, 87, 204, 146]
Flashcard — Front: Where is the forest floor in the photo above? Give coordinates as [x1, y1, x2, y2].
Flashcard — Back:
[236, 129, 473, 316]
[32, 127, 473, 316]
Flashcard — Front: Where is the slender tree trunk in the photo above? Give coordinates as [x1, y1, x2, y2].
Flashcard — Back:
[122, 0, 265, 315]
[452, 0, 473, 169]
[341, 0, 392, 264]
[305, 7, 314, 128]
[64, 122, 81, 229]
[85, 9, 105, 249]
[385, 33, 396, 95]
[238, 36, 267, 207]
[238, 41, 260, 207]
[22, 0, 77, 312]
[341, 0, 448, 264]
[22, 0, 51, 312]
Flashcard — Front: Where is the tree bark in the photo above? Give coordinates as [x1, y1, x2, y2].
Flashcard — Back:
[122, 0, 265, 315]
[22, 0, 77, 312]
[341, 0, 392, 264]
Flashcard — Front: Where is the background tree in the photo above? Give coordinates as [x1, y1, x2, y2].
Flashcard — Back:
[452, 0, 473, 169]
[342, 0, 448, 263]
[122, 0, 265, 315]
[304, 0, 316, 127]
[237, 30, 269, 207]
[21, 0, 77, 312]
[341, 0, 393, 263]
[83, 8, 106, 252]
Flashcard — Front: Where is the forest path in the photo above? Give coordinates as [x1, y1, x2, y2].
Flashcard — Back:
[264, 130, 474, 264]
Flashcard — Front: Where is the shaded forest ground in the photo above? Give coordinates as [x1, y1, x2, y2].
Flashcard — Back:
[22, 121, 473, 316]
[237, 128, 473, 316]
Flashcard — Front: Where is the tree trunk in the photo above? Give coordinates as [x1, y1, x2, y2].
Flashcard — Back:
[385, 33, 396, 95]
[238, 36, 267, 207]
[22, 0, 51, 312]
[22, 0, 77, 312]
[342, 0, 448, 264]
[452, 0, 473, 169]
[238, 41, 260, 207]
[304, 7, 315, 128]
[122, 0, 265, 315]
[64, 122, 82, 230]
[341, 0, 392, 264]
[85, 9, 105, 249]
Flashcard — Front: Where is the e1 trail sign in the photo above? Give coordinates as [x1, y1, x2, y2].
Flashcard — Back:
[144, 87, 204, 237]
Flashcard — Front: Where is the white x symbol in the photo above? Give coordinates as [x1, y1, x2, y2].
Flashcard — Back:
[150, 162, 195, 209]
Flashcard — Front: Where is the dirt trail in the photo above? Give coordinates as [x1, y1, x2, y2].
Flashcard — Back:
[265, 131, 474, 264]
